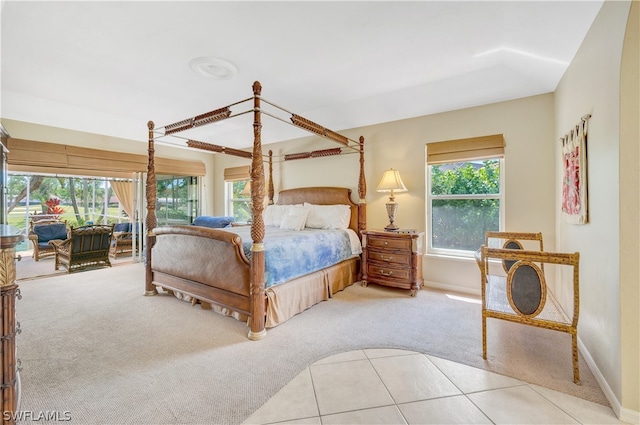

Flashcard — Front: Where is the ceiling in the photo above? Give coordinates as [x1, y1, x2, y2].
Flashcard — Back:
[1, 1, 604, 150]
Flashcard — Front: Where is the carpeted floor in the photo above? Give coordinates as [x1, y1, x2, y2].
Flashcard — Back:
[14, 263, 608, 424]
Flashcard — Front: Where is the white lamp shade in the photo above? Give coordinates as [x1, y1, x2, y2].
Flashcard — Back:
[376, 169, 407, 192]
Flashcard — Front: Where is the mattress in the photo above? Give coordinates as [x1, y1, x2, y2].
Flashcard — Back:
[225, 226, 362, 288]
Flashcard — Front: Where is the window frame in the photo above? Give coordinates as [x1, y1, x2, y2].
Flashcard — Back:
[426, 158, 505, 257]
[225, 180, 252, 222]
[223, 165, 251, 222]
[155, 175, 200, 226]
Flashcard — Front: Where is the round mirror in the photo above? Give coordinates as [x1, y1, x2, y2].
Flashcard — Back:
[506, 261, 546, 317]
[502, 239, 523, 273]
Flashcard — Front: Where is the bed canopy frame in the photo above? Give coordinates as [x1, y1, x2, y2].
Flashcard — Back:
[145, 81, 367, 339]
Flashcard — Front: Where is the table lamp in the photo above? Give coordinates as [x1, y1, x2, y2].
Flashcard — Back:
[376, 168, 407, 231]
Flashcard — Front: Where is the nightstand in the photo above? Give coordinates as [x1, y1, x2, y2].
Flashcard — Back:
[361, 230, 424, 296]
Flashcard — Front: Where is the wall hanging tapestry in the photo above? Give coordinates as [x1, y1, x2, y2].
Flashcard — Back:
[561, 114, 590, 224]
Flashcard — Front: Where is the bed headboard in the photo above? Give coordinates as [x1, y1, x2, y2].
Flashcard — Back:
[276, 187, 360, 236]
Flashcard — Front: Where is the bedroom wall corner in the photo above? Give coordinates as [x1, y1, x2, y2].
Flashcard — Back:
[553, 0, 633, 416]
[619, 0, 639, 420]
[211, 153, 252, 216]
[391, 93, 555, 295]
[211, 94, 557, 297]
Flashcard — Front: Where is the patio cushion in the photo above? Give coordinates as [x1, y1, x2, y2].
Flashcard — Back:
[33, 223, 68, 243]
[113, 222, 131, 233]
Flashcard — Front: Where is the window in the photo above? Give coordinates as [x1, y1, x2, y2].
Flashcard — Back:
[224, 165, 252, 222]
[7, 174, 130, 226]
[156, 176, 199, 226]
[6, 172, 200, 252]
[426, 135, 505, 255]
[226, 180, 252, 222]
[7, 174, 135, 252]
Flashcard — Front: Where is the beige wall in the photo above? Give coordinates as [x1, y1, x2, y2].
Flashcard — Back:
[554, 0, 636, 420]
[620, 0, 639, 417]
[214, 93, 557, 296]
[4, 3, 637, 417]
[213, 5, 638, 414]
[212, 133, 368, 215]
[0, 119, 216, 214]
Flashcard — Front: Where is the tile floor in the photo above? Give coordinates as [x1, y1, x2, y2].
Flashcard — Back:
[243, 348, 625, 425]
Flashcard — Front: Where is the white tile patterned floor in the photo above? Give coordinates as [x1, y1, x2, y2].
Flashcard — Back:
[243, 348, 625, 425]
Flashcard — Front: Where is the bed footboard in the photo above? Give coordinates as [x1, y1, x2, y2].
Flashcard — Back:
[150, 226, 252, 314]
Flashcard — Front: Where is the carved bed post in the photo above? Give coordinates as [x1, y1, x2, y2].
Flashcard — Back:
[144, 121, 158, 296]
[248, 81, 267, 340]
[358, 136, 367, 235]
[268, 150, 274, 205]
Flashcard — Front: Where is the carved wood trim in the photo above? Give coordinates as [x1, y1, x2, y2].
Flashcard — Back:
[146, 81, 368, 339]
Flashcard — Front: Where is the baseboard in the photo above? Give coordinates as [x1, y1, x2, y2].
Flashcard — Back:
[620, 407, 640, 425]
[578, 338, 640, 424]
[424, 280, 481, 297]
[427, 280, 639, 424]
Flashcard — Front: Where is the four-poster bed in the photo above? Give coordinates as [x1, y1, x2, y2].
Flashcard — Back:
[145, 81, 367, 340]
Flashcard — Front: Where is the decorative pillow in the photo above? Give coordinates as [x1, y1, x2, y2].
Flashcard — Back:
[113, 222, 131, 233]
[263, 204, 295, 227]
[193, 216, 235, 228]
[279, 207, 309, 231]
[304, 203, 351, 229]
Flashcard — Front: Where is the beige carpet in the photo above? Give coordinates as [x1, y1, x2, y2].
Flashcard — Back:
[14, 263, 608, 424]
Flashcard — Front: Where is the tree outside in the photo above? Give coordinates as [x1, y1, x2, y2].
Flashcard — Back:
[430, 160, 500, 251]
[230, 180, 252, 223]
[8, 175, 126, 250]
[9, 174, 200, 252]
[155, 176, 197, 225]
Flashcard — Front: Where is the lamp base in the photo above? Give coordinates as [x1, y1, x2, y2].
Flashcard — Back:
[384, 198, 399, 232]
[384, 223, 399, 231]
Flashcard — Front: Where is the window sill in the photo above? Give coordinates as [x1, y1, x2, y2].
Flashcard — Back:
[425, 252, 476, 263]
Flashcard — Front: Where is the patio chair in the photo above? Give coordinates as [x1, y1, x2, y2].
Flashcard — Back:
[50, 224, 114, 273]
[110, 222, 141, 259]
[28, 219, 69, 261]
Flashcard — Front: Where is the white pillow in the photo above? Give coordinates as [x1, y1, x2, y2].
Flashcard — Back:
[279, 207, 309, 231]
[304, 203, 351, 229]
[263, 204, 291, 227]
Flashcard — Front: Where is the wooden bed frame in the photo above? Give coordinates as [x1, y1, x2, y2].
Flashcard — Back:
[145, 81, 367, 340]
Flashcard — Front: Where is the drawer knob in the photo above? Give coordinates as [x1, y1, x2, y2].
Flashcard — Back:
[384, 241, 388, 246]
[380, 255, 393, 261]
[379, 269, 393, 276]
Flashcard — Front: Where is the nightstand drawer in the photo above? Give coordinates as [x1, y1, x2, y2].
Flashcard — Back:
[367, 236, 411, 251]
[366, 263, 411, 282]
[367, 250, 412, 267]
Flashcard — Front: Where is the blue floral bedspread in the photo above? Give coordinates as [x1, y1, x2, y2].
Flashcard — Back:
[225, 227, 361, 288]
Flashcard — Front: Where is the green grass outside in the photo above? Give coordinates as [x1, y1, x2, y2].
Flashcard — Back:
[11, 205, 125, 253]
[8, 205, 124, 230]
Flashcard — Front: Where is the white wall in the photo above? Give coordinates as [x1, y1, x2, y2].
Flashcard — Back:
[554, 0, 633, 418]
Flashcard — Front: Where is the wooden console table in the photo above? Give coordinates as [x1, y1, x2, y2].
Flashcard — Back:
[1, 225, 24, 425]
